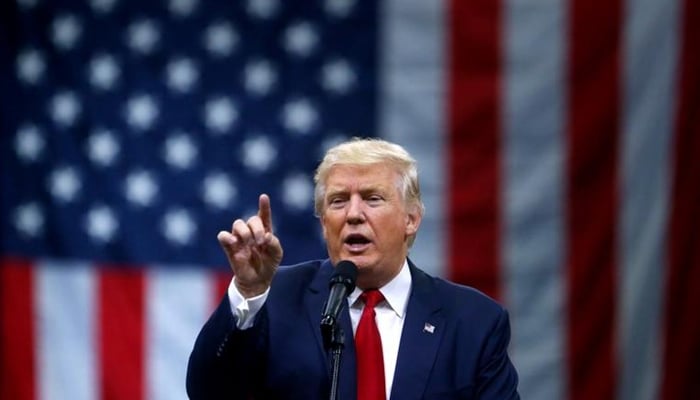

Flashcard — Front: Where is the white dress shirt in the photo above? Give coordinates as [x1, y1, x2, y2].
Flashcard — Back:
[227, 260, 412, 400]
[347, 260, 411, 399]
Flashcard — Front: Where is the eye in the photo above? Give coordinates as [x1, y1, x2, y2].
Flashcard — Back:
[328, 197, 346, 209]
[367, 194, 384, 205]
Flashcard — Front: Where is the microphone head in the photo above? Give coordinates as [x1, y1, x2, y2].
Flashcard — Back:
[329, 260, 358, 291]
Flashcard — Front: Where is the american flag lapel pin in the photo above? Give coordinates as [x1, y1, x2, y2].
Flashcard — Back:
[423, 323, 435, 334]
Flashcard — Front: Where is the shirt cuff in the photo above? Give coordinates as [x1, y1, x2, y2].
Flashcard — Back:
[227, 277, 269, 330]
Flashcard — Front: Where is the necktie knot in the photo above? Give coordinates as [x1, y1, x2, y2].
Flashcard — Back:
[361, 289, 384, 310]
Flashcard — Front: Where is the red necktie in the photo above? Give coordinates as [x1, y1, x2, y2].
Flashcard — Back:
[356, 289, 386, 400]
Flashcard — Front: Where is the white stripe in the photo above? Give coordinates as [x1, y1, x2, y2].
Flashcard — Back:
[619, 1, 680, 399]
[379, 0, 447, 277]
[146, 267, 213, 400]
[502, 1, 568, 398]
[35, 261, 97, 400]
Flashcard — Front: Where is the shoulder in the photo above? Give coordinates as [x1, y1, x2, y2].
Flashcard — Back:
[438, 276, 503, 311]
[411, 264, 507, 322]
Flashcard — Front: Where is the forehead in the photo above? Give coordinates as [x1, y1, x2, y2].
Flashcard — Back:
[324, 163, 399, 191]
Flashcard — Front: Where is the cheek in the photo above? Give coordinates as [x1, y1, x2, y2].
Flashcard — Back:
[321, 217, 341, 239]
[374, 217, 402, 240]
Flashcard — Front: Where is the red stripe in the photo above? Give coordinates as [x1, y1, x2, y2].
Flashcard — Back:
[215, 271, 232, 308]
[99, 266, 145, 400]
[662, 0, 700, 398]
[0, 258, 36, 400]
[447, 0, 503, 300]
[565, 1, 622, 399]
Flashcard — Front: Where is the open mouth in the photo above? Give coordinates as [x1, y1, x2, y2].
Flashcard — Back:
[344, 233, 371, 251]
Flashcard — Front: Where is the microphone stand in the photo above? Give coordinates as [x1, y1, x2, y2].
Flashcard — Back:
[321, 316, 345, 400]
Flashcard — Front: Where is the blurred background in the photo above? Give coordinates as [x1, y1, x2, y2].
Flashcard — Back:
[1, 0, 698, 399]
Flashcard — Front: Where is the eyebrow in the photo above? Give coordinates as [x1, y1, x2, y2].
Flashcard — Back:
[325, 184, 392, 198]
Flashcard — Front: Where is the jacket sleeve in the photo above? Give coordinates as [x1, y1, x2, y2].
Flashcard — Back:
[475, 308, 520, 399]
[186, 294, 268, 399]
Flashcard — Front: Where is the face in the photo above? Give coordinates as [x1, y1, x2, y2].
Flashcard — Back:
[320, 163, 421, 289]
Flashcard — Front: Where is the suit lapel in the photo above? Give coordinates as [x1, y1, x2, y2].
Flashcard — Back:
[304, 260, 357, 400]
[390, 262, 444, 400]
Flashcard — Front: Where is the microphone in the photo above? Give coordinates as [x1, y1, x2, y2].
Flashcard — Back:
[320, 260, 358, 350]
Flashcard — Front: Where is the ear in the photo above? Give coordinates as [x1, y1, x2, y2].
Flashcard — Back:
[405, 207, 422, 237]
[320, 214, 329, 241]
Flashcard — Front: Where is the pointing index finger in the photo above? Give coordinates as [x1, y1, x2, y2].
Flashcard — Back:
[258, 193, 273, 232]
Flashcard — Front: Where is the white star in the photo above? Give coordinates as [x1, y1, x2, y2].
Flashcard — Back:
[85, 205, 119, 243]
[89, 0, 117, 14]
[166, 57, 199, 93]
[244, 59, 276, 96]
[17, 0, 39, 10]
[203, 21, 238, 57]
[246, 0, 280, 19]
[202, 171, 237, 209]
[282, 98, 318, 134]
[161, 208, 196, 245]
[163, 132, 198, 169]
[14, 202, 44, 238]
[86, 128, 120, 167]
[283, 22, 318, 58]
[126, 19, 160, 55]
[125, 94, 159, 131]
[16, 48, 46, 85]
[325, 0, 356, 18]
[168, 0, 198, 17]
[241, 135, 277, 172]
[51, 14, 82, 50]
[282, 173, 314, 211]
[204, 96, 238, 134]
[49, 91, 81, 128]
[48, 166, 81, 203]
[89, 53, 120, 90]
[321, 59, 356, 94]
[15, 124, 45, 163]
[125, 170, 159, 206]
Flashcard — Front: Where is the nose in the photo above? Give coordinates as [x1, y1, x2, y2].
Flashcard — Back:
[346, 195, 365, 224]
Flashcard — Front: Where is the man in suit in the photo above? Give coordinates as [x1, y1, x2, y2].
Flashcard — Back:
[187, 138, 519, 399]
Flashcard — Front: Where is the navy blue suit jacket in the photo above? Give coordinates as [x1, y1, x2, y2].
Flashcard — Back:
[186, 259, 519, 399]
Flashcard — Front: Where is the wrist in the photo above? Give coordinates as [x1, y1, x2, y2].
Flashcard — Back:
[234, 279, 269, 298]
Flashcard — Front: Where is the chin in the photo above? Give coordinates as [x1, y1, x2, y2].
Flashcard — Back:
[346, 257, 376, 272]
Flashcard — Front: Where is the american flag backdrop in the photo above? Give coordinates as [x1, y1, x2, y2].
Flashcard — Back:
[1, 0, 698, 399]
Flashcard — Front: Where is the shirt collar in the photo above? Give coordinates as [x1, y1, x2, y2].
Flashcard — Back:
[348, 259, 412, 318]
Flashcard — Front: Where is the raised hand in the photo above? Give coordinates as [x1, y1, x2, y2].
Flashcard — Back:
[217, 194, 283, 298]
